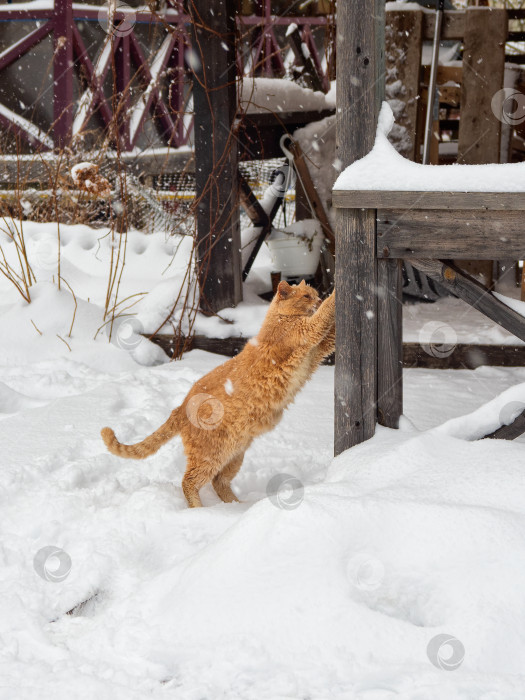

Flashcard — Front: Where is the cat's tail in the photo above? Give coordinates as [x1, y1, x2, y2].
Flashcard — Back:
[101, 406, 183, 460]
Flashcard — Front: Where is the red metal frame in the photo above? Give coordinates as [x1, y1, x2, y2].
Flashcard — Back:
[0, 0, 331, 153]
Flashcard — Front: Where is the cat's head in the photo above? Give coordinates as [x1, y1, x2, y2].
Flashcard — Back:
[275, 280, 321, 316]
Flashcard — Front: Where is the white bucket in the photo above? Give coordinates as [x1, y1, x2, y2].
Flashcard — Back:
[266, 220, 323, 278]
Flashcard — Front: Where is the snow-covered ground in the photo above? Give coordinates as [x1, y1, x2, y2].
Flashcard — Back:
[2, 216, 525, 698]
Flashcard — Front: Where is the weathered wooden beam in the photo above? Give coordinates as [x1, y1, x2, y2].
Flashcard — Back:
[377, 209, 525, 260]
[190, 0, 242, 313]
[411, 259, 525, 343]
[421, 9, 465, 40]
[377, 259, 403, 428]
[458, 7, 507, 166]
[149, 335, 525, 371]
[457, 7, 508, 285]
[238, 108, 334, 160]
[238, 173, 269, 227]
[332, 190, 525, 210]
[421, 65, 463, 87]
[403, 343, 525, 369]
[334, 0, 384, 454]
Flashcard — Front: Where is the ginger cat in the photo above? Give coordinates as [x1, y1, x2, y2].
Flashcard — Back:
[101, 280, 335, 508]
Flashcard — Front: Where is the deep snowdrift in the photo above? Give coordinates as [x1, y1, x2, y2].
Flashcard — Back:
[1, 218, 525, 698]
[1, 306, 525, 697]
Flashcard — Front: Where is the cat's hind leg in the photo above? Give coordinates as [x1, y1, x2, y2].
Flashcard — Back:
[182, 457, 220, 508]
[212, 452, 245, 504]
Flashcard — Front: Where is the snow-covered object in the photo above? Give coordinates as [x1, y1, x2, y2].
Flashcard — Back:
[0, 218, 195, 340]
[386, 1, 431, 10]
[71, 162, 111, 198]
[266, 219, 323, 277]
[239, 77, 334, 114]
[403, 294, 525, 346]
[293, 114, 337, 219]
[334, 102, 525, 192]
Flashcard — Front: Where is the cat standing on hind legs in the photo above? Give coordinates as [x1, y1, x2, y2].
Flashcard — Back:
[101, 280, 335, 508]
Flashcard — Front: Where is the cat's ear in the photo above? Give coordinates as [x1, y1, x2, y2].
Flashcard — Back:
[298, 279, 306, 289]
[277, 280, 292, 299]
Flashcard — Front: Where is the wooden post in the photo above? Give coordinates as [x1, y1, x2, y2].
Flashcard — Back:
[377, 259, 403, 428]
[334, 0, 385, 454]
[458, 8, 507, 164]
[190, 0, 242, 313]
[457, 7, 508, 286]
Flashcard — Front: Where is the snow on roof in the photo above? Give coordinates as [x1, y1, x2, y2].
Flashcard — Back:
[386, 1, 429, 10]
[240, 78, 335, 115]
[333, 102, 525, 193]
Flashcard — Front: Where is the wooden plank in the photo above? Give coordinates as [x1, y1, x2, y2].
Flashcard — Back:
[483, 410, 525, 440]
[148, 335, 525, 371]
[377, 259, 403, 428]
[332, 190, 525, 210]
[240, 109, 335, 130]
[504, 55, 525, 65]
[421, 10, 465, 40]
[421, 65, 463, 86]
[190, 0, 242, 313]
[238, 108, 335, 160]
[458, 8, 507, 165]
[403, 342, 525, 369]
[385, 9, 423, 161]
[377, 209, 525, 260]
[457, 7, 508, 286]
[238, 173, 269, 227]
[410, 259, 525, 344]
[334, 0, 384, 454]
[336, 207, 378, 451]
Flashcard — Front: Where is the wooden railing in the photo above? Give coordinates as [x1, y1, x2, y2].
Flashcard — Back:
[0, 0, 333, 153]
